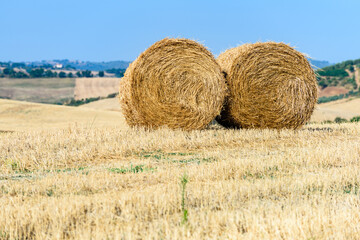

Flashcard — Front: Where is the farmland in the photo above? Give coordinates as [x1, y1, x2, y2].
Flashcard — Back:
[0, 78, 75, 104]
[0, 77, 121, 104]
[0, 99, 359, 239]
[80, 97, 360, 123]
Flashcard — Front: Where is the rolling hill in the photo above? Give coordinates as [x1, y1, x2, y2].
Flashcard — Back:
[0, 99, 126, 132]
[0, 78, 75, 104]
[81, 97, 360, 123]
[80, 97, 122, 111]
[311, 97, 360, 122]
[0, 77, 122, 104]
[317, 59, 360, 99]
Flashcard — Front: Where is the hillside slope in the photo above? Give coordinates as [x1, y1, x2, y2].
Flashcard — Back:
[0, 99, 126, 132]
[80, 97, 121, 111]
[0, 78, 75, 104]
[74, 78, 121, 100]
[80, 97, 360, 123]
[317, 59, 360, 98]
[311, 97, 360, 122]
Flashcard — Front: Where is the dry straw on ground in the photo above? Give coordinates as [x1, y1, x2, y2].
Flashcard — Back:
[119, 38, 227, 130]
[216, 42, 318, 129]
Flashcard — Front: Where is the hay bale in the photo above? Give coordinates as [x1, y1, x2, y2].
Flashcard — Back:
[119, 38, 227, 130]
[216, 42, 318, 129]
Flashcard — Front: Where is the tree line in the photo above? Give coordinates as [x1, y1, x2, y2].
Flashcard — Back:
[0, 68, 110, 78]
[0, 61, 126, 78]
[0, 68, 96, 78]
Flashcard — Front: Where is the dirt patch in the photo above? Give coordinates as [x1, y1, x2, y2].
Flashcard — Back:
[319, 86, 349, 97]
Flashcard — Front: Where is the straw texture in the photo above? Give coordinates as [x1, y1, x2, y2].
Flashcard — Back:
[216, 42, 318, 129]
[119, 38, 227, 130]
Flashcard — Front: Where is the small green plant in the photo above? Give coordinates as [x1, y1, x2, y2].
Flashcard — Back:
[172, 157, 216, 165]
[350, 116, 360, 122]
[180, 173, 189, 224]
[343, 182, 359, 194]
[109, 164, 156, 174]
[0, 231, 8, 239]
[45, 167, 87, 174]
[137, 150, 194, 160]
[46, 188, 54, 197]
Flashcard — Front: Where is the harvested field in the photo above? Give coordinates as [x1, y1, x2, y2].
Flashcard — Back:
[0, 99, 126, 132]
[0, 78, 75, 104]
[0, 118, 359, 239]
[79, 96, 360, 123]
[80, 97, 122, 112]
[74, 78, 121, 100]
[311, 97, 360, 122]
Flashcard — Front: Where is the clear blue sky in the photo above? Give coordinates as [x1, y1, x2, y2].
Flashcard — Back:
[1, 0, 359, 63]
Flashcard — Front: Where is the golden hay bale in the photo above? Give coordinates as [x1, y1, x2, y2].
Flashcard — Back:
[119, 38, 227, 130]
[216, 42, 318, 129]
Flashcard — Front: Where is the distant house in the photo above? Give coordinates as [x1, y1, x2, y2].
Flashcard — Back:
[54, 64, 63, 69]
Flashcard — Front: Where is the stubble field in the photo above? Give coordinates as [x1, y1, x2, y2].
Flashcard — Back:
[0, 100, 359, 239]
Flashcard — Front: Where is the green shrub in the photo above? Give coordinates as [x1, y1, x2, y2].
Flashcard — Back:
[317, 69, 349, 77]
[317, 90, 360, 104]
[350, 116, 360, 122]
[334, 117, 348, 123]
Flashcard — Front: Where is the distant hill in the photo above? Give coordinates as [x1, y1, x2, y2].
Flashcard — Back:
[316, 58, 360, 102]
[26, 59, 131, 71]
[309, 59, 332, 69]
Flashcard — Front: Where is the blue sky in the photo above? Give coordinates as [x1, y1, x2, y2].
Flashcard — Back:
[1, 0, 359, 63]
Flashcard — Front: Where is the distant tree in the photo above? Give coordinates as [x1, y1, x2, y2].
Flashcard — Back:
[3, 68, 10, 75]
[9, 69, 17, 78]
[11, 62, 26, 68]
[105, 68, 125, 78]
[67, 72, 74, 78]
[82, 70, 93, 78]
[65, 64, 75, 70]
[317, 69, 349, 77]
[58, 71, 67, 78]
[98, 71, 104, 77]
[15, 72, 28, 78]
[30, 68, 45, 78]
[45, 70, 54, 78]
[76, 71, 82, 77]
[349, 65, 355, 72]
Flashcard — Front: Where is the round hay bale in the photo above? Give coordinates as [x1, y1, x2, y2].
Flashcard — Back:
[119, 38, 227, 130]
[216, 42, 318, 129]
